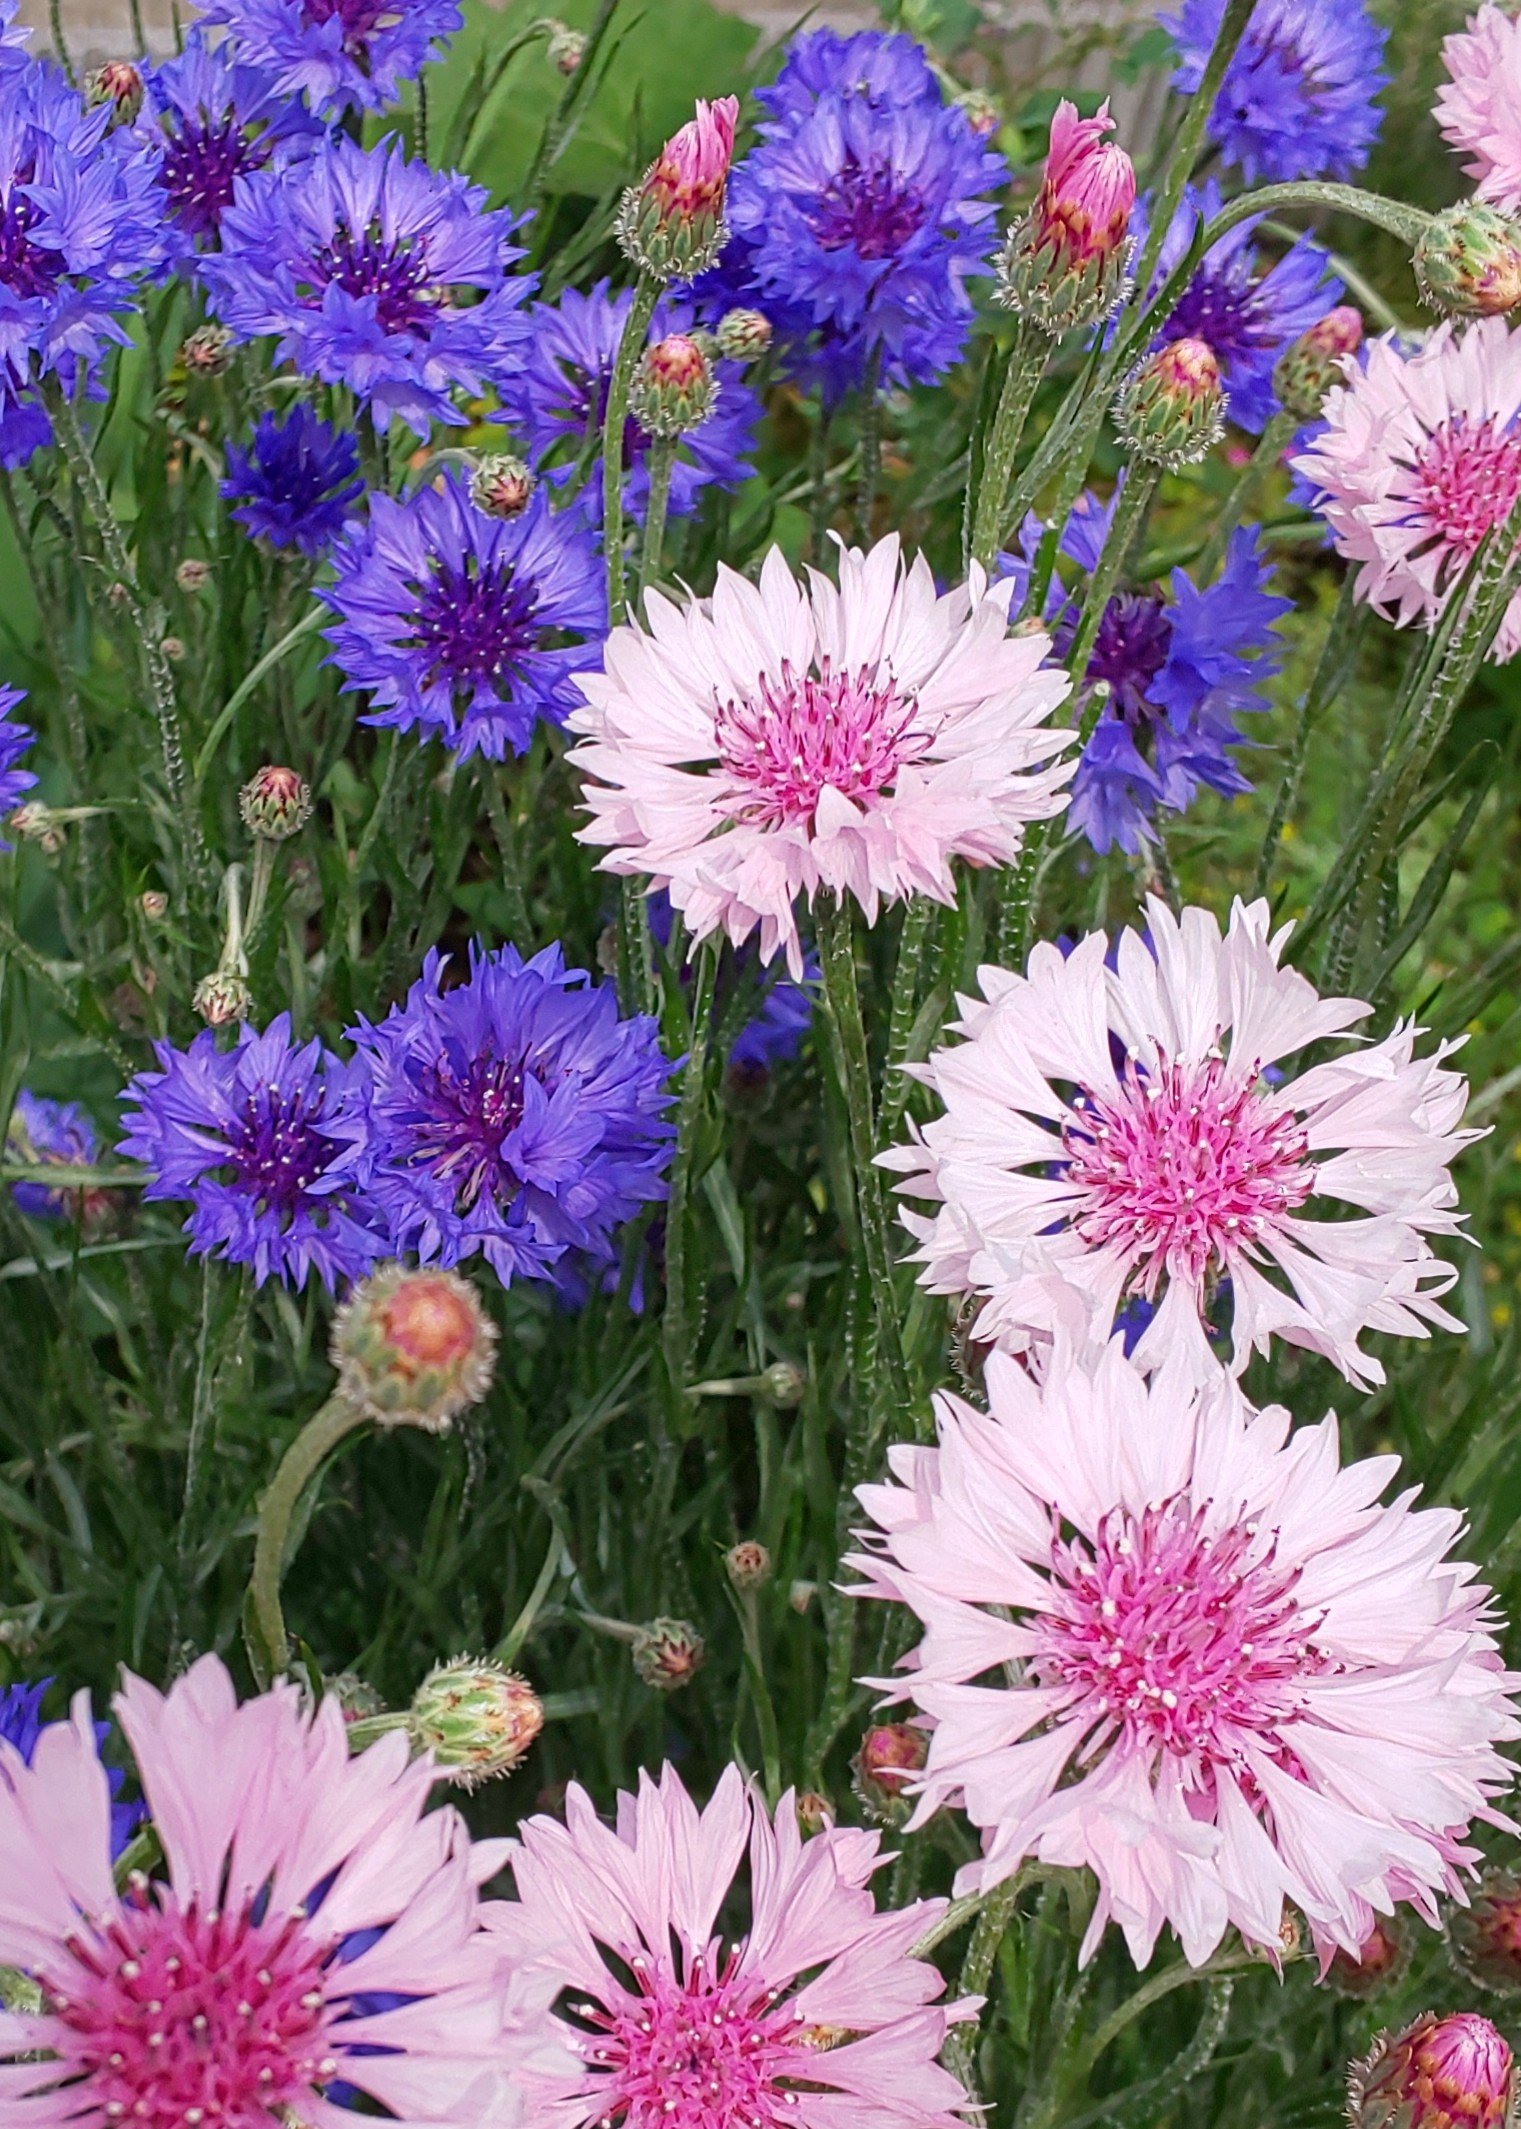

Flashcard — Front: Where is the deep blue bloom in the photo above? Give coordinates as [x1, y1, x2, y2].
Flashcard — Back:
[497, 280, 760, 524]
[0, 62, 168, 408]
[136, 32, 321, 250]
[7, 1088, 98, 1219]
[0, 1680, 141, 1856]
[222, 405, 362, 556]
[0, 688, 36, 846]
[117, 1013, 376, 1291]
[347, 942, 677, 1288]
[724, 28, 1005, 388]
[192, 0, 461, 116]
[0, 391, 50, 467]
[201, 134, 535, 438]
[1163, 0, 1388, 183]
[322, 472, 605, 761]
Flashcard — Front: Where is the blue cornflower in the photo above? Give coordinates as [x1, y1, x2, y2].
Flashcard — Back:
[322, 472, 605, 761]
[222, 405, 363, 556]
[0, 62, 168, 407]
[497, 280, 760, 524]
[1163, 0, 1388, 183]
[0, 0, 31, 68]
[347, 942, 677, 1288]
[724, 28, 1006, 388]
[0, 391, 49, 467]
[136, 32, 321, 250]
[117, 1013, 376, 1291]
[0, 688, 36, 845]
[191, 0, 461, 116]
[0, 1680, 140, 1856]
[7, 1089, 98, 1219]
[200, 135, 535, 439]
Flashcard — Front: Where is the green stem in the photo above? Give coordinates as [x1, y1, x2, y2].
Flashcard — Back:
[603, 273, 662, 622]
[1196, 408, 1295, 582]
[1063, 466, 1160, 683]
[1251, 570, 1361, 901]
[638, 433, 677, 597]
[344, 732, 402, 963]
[943, 1876, 1026, 2114]
[879, 898, 934, 1140]
[477, 758, 531, 942]
[0, 913, 133, 1077]
[969, 323, 1048, 569]
[48, 0, 75, 80]
[662, 937, 718, 1392]
[856, 347, 884, 539]
[247, 1395, 368, 1684]
[809, 401, 834, 563]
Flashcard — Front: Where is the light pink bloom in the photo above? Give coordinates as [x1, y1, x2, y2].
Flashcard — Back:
[567, 537, 1074, 978]
[647, 95, 740, 219]
[483, 1761, 977, 2129]
[883, 897, 1476, 1388]
[1038, 98, 1135, 264]
[1292, 316, 1521, 663]
[849, 1338, 1520, 1969]
[1436, 6, 1521, 212]
[0, 1655, 550, 2127]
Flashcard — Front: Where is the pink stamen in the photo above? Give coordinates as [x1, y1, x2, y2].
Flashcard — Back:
[713, 659, 931, 831]
[1411, 414, 1521, 576]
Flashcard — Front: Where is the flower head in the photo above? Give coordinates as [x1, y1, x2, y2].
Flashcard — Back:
[0, 1654, 541, 2125]
[347, 941, 676, 1286]
[407, 1659, 543, 1786]
[239, 761, 313, 840]
[201, 134, 535, 438]
[330, 1261, 498, 1429]
[1162, 0, 1388, 183]
[136, 31, 320, 248]
[117, 1012, 375, 1290]
[221, 404, 363, 556]
[0, 390, 50, 467]
[884, 897, 1477, 1387]
[617, 95, 739, 281]
[998, 99, 1135, 335]
[1437, 6, 1521, 214]
[322, 472, 605, 761]
[569, 536, 1073, 980]
[191, 0, 462, 115]
[1449, 1871, 1521, 1994]
[1415, 200, 1521, 319]
[0, 687, 37, 846]
[849, 1340, 1520, 1966]
[1114, 337, 1224, 468]
[484, 1761, 977, 2129]
[0, 1679, 139, 1856]
[7, 1088, 102, 1222]
[1351, 2015, 1516, 2129]
[1274, 303, 1364, 420]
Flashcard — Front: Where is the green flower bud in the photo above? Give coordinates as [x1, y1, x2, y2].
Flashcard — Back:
[330, 1264, 498, 1432]
[408, 1658, 544, 1788]
[1113, 337, 1224, 470]
[239, 764, 312, 842]
[631, 1616, 705, 1691]
[192, 969, 253, 1027]
[628, 335, 718, 437]
[1415, 201, 1521, 318]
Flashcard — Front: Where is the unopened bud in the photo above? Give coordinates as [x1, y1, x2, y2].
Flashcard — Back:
[1326, 1915, 1412, 1999]
[1114, 337, 1224, 469]
[725, 1539, 771, 1592]
[997, 98, 1136, 335]
[1272, 305, 1363, 420]
[182, 323, 233, 376]
[160, 636, 186, 663]
[192, 969, 252, 1026]
[762, 1359, 805, 1408]
[9, 801, 63, 853]
[330, 1263, 498, 1432]
[629, 334, 718, 437]
[469, 452, 536, 519]
[407, 1658, 543, 1788]
[240, 764, 312, 843]
[715, 307, 772, 362]
[175, 557, 211, 595]
[851, 1722, 928, 1826]
[545, 19, 584, 72]
[139, 890, 169, 921]
[631, 1616, 705, 1692]
[328, 1671, 385, 1724]
[788, 1578, 815, 1613]
[1415, 200, 1521, 318]
[1350, 2015, 1515, 2129]
[795, 1791, 833, 1836]
[87, 59, 143, 122]
[616, 96, 739, 281]
[957, 88, 1002, 139]
[106, 580, 131, 610]
[1449, 1872, 1521, 1995]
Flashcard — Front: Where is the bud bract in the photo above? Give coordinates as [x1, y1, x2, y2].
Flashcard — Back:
[1350, 2014, 1515, 2129]
[408, 1658, 543, 1788]
[544, 18, 584, 72]
[616, 96, 739, 281]
[10, 802, 62, 853]
[1114, 336, 1224, 469]
[240, 764, 312, 842]
[762, 1359, 805, 1408]
[1415, 200, 1521, 318]
[181, 323, 233, 376]
[175, 557, 211, 595]
[469, 452, 536, 520]
[851, 1721, 928, 1826]
[629, 334, 718, 437]
[192, 969, 252, 1027]
[715, 307, 773, 362]
[997, 98, 1136, 336]
[1326, 1914, 1412, 2000]
[725, 1539, 771, 1592]
[1272, 305, 1363, 421]
[330, 1263, 498, 1432]
[795, 1790, 833, 1836]
[1449, 1872, 1521, 1995]
[87, 60, 143, 123]
[631, 1616, 706, 1691]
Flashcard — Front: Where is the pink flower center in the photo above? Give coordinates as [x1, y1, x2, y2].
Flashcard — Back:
[47, 1895, 334, 2128]
[1411, 415, 1521, 578]
[712, 660, 931, 830]
[1038, 1497, 1317, 1766]
[1061, 1056, 1312, 1293]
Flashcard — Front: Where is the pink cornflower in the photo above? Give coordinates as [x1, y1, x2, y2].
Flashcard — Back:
[0, 1655, 546, 2126]
[848, 1338, 1520, 1969]
[567, 537, 1073, 978]
[482, 1761, 977, 2129]
[1292, 316, 1521, 662]
[647, 96, 739, 221]
[1436, 6, 1521, 213]
[1037, 99, 1135, 265]
[882, 897, 1476, 1387]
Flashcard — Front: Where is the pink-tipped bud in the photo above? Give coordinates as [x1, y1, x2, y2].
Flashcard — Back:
[1449, 1872, 1521, 1996]
[1416, 200, 1521, 319]
[617, 95, 740, 281]
[1326, 1915, 1412, 2000]
[1114, 336, 1224, 469]
[87, 59, 143, 123]
[725, 1539, 771, 1592]
[469, 453, 535, 520]
[408, 1659, 543, 1788]
[631, 1616, 706, 1691]
[239, 764, 312, 843]
[998, 99, 1135, 335]
[543, 19, 584, 73]
[1350, 2014, 1515, 2129]
[851, 1722, 928, 1826]
[629, 333, 718, 436]
[192, 969, 252, 1027]
[176, 557, 211, 595]
[181, 323, 233, 376]
[331, 1263, 498, 1432]
[715, 306, 772, 362]
[1273, 304, 1364, 419]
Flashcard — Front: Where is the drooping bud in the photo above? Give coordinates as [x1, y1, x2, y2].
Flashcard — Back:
[715, 307, 773, 362]
[1415, 200, 1521, 318]
[330, 1263, 498, 1432]
[631, 1616, 706, 1691]
[1272, 305, 1363, 420]
[851, 1722, 928, 1826]
[1449, 1872, 1521, 1995]
[407, 1659, 544, 1788]
[139, 890, 168, 921]
[996, 99, 1136, 336]
[9, 801, 63, 854]
[616, 96, 740, 281]
[545, 20, 585, 73]
[175, 557, 211, 595]
[1349, 2014, 1515, 2129]
[1113, 337, 1224, 470]
[1326, 1914, 1412, 2000]
[192, 969, 253, 1027]
[160, 636, 186, 662]
[240, 764, 312, 843]
[629, 334, 718, 436]
[725, 1539, 771, 1592]
[795, 1791, 833, 1836]
[181, 323, 233, 376]
[327, 1671, 385, 1724]
[87, 59, 143, 123]
[761, 1359, 805, 1408]
[469, 452, 536, 520]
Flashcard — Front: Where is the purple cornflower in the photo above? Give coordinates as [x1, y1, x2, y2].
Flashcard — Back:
[0, 392, 50, 467]
[0, 688, 36, 845]
[0, 0, 31, 69]
[200, 134, 535, 438]
[724, 27, 1005, 388]
[1162, 0, 1388, 183]
[117, 1013, 375, 1291]
[0, 62, 168, 408]
[222, 405, 362, 556]
[347, 942, 677, 1288]
[7, 1089, 99, 1220]
[322, 473, 605, 761]
[497, 280, 760, 524]
[191, 0, 461, 116]
[136, 32, 320, 250]
[0, 1681, 140, 1857]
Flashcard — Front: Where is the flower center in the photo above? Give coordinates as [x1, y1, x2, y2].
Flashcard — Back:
[230, 1087, 333, 1213]
[47, 1894, 333, 2129]
[1163, 266, 1268, 364]
[1061, 1055, 1312, 1293]
[810, 156, 927, 260]
[712, 659, 931, 830]
[405, 559, 542, 701]
[405, 1048, 534, 1212]
[1079, 590, 1173, 720]
[158, 115, 270, 239]
[1037, 1496, 1316, 1766]
[0, 180, 65, 303]
[1411, 415, 1521, 574]
[301, 0, 391, 52]
[307, 220, 439, 336]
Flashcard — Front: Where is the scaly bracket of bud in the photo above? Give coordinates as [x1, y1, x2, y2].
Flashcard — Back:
[628, 333, 718, 436]
[331, 1263, 498, 1433]
[630, 1616, 706, 1691]
[240, 764, 313, 843]
[851, 1722, 929, 1827]
[86, 59, 143, 123]
[1272, 306, 1364, 422]
[407, 1658, 544, 1788]
[469, 453, 536, 520]
[1114, 336, 1225, 470]
[1415, 200, 1521, 318]
[1350, 2014, 1516, 2129]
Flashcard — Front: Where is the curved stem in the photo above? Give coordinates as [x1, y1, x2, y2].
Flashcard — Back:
[247, 1395, 368, 1684]
[603, 273, 662, 622]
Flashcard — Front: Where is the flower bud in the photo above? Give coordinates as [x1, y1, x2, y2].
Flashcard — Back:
[616, 96, 739, 281]
[239, 764, 312, 843]
[957, 88, 1002, 139]
[328, 1671, 384, 1723]
[1272, 305, 1363, 421]
[1350, 2014, 1515, 2129]
[788, 1578, 815, 1613]
[997, 99, 1136, 336]
[761, 1359, 805, 1408]
[795, 1790, 833, 1836]
[1415, 200, 1521, 318]
[1449, 1872, 1521, 1995]
[851, 1721, 928, 1826]
[545, 20, 584, 72]
[87, 59, 143, 123]
[139, 890, 168, 921]
[192, 969, 252, 1027]
[725, 1539, 771, 1592]
[181, 323, 233, 376]
[330, 1263, 498, 1432]
[160, 636, 186, 663]
[715, 307, 773, 362]
[175, 557, 211, 595]
[407, 1658, 543, 1787]
[631, 1616, 705, 1691]
[1327, 1915, 1412, 2000]
[9, 801, 63, 854]
[1113, 337, 1224, 470]
[629, 334, 718, 437]
[469, 452, 536, 520]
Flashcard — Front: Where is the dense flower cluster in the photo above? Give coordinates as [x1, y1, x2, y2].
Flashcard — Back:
[192, 0, 462, 115]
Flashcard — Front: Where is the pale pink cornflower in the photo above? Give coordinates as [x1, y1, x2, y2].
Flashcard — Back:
[567, 537, 1074, 978]
[0, 1655, 550, 2127]
[882, 897, 1476, 1388]
[1436, 6, 1521, 213]
[848, 1338, 1520, 1970]
[1292, 316, 1521, 662]
[482, 1760, 977, 2129]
